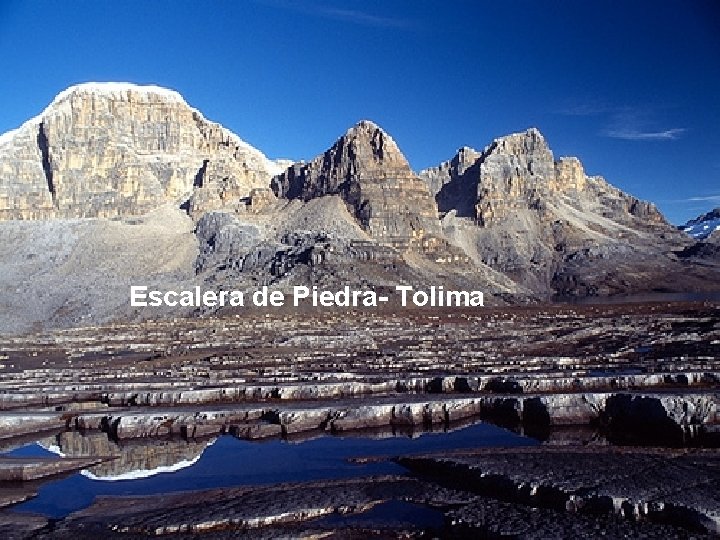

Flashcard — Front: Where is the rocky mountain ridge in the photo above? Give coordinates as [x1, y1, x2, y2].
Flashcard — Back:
[0, 82, 717, 332]
[419, 127, 690, 294]
[0, 82, 285, 221]
[271, 120, 443, 249]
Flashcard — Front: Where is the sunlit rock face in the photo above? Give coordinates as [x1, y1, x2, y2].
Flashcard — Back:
[0, 82, 282, 220]
[421, 128, 695, 294]
[474, 128, 557, 226]
[553, 157, 586, 193]
[0, 82, 717, 318]
[272, 120, 443, 249]
[422, 128, 667, 228]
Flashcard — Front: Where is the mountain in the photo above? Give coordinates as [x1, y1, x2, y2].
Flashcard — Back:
[681, 208, 720, 239]
[271, 120, 442, 249]
[199, 120, 496, 297]
[0, 82, 283, 220]
[0, 83, 717, 333]
[419, 128, 706, 296]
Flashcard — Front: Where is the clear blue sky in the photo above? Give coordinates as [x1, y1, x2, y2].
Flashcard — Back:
[0, 1, 718, 224]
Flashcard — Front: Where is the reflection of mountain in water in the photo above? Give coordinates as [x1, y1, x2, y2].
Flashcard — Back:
[40, 432, 215, 481]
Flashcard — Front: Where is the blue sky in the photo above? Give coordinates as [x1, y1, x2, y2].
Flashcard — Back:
[0, 1, 718, 224]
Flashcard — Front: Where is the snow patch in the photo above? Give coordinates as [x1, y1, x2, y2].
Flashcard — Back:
[45, 444, 66, 457]
[0, 112, 42, 148]
[50, 82, 187, 107]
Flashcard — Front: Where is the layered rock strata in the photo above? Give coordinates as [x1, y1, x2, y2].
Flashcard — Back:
[272, 120, 443, 249]
[0, 83, 282, 220]
[0, 83, 717, 322]
[420, 128, 703, 294]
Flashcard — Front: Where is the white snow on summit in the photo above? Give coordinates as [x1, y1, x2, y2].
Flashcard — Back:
[0, 83, 272, 168]
[0, 82, 187, 147]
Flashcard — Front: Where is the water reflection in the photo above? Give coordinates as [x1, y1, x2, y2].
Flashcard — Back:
[8, 421, 535, 519]
[39, 432, 216, 481]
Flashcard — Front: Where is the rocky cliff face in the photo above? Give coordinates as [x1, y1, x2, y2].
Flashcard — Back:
[421, 128, 705, 295]
[473, 128, 557, 226]
[421, 128, 665, 228]
[271, 120, 442, 249]
[421, 146, 481, 199]
[0, 83, 282, 220]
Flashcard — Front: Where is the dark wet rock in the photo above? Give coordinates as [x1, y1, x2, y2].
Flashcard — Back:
[15, 449, 720, 538]
[483, 377, 523, 394]
[601, 394, 688, 446]
[0, 511, 48, 540]
[445, 496, 710, 539]
[399, 446, 720, 534]
[38, 476, 463, 538]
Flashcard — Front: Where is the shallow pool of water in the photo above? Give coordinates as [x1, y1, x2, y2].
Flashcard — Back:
[8, 422, 536, 519]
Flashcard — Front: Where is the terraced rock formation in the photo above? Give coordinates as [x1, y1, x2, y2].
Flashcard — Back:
[0, 302, 717, 537]
[0, 303, 717, 446]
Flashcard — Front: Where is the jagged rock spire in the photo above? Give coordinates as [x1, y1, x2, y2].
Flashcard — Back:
[272, 120, 441, 247]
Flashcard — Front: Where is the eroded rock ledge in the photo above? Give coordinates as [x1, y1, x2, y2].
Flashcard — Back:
[21, 449, 720, 538]
[0, 303, 717, 537]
